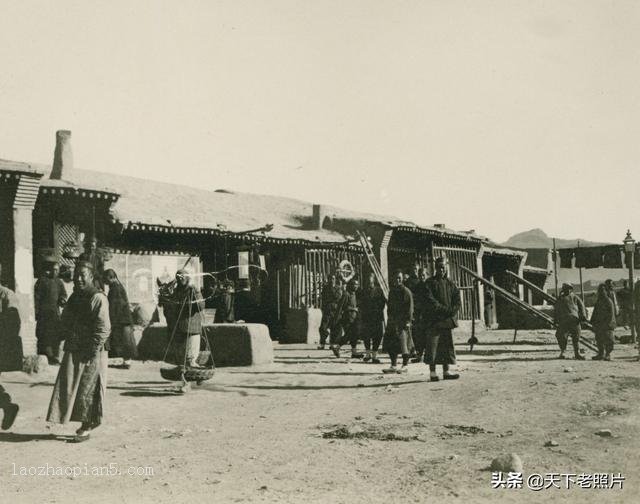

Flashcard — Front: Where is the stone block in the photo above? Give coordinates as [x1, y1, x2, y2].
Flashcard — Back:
[281, 307, 322, 344]
[137, 323, 273, 367]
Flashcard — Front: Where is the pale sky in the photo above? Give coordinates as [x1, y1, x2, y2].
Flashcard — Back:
[1, 0, 639, 244]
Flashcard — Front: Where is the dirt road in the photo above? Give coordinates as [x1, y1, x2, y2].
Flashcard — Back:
[1, 329, 638, 503]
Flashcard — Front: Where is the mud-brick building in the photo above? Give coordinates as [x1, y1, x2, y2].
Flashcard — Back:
[1, 130, 527, 364]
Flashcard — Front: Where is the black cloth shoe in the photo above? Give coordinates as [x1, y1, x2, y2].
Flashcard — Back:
[591, 355, 603, 360]
[371, 358, 381, 364]
[331, 346, 341, 358]
[443, 373, 460, 380]
[410, 357, 422, 364]
[429, 375, 440, 382]
[574, 354, 585, 361]
[351, 352, 364, 359]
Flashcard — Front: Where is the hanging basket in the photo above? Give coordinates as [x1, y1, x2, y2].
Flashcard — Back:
[160, 366, 215, 383]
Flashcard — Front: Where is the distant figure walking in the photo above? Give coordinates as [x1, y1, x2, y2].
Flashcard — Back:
[47, 262, 110, 442]
[553, 283, 587, 360]
[590, 284, 616, 361]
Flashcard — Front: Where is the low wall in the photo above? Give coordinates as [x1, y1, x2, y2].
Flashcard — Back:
[137, 323, 273, 367]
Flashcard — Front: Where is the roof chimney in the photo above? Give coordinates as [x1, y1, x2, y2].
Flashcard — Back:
[312, 204, 332, 230]
[50, 130, 73, 180]
[434, 223, 446, 229]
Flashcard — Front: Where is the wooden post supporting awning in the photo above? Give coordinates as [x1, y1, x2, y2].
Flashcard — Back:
[455, 264, 598, 352]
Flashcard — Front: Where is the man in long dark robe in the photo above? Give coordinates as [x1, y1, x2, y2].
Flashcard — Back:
[331, 278, 363, 359]
[34, 261, 67, 364]
[103, 269, 136, 369]
[410, 267, 429, 363]
[360, 273, 386, 364]
[318, 274, 339, 350]
[382, 270, 414, 374]
[590, 284, 616, 361]
[47, 261, 110, 442]
[423, 257, 461, 382]
[554, 283, 587, 360]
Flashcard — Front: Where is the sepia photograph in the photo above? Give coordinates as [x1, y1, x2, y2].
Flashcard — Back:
[0, 1, 638, 502]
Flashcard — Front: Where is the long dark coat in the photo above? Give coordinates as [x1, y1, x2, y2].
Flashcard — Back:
[383, 284, 414, 355]
[47, 287, 110, 426]
[423, 275, 460, 365]
[34, 276, 67, 351]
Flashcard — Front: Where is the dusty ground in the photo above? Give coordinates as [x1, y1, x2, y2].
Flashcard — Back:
[1, 328, 639, 504]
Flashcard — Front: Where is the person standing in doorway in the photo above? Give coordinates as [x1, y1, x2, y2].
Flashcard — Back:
[553, 283, 587, 360]
[34, 261, 67, 364]
[423, 257, 461, 382]
[78, 236, 104, 290]
[213, 280, 235, 323]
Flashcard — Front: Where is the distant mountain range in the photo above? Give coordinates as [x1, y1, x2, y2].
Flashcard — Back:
[501, 228, 611, 249]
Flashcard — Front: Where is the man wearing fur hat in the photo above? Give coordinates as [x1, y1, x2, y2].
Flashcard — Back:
[423, 257, 461, 382]
[554, 283, 587, 360]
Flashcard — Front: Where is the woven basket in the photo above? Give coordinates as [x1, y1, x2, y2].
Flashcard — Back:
[160, 366, 215, 383]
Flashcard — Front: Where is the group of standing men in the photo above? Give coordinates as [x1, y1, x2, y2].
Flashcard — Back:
[318, 257, 462, 381]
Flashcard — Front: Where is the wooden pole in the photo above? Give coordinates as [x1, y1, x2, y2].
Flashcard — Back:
[455, 263, 598, 352]
[505, 270, 556, 304]
[577, 240, 585, 303]
[553, 238, 559, 298]
[625, 232, 636, 343]
[469, 280, 477, 351]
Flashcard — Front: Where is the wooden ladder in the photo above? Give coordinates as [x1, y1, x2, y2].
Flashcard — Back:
[356, 230, 389, 300]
